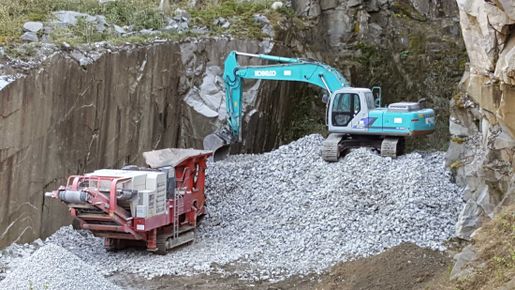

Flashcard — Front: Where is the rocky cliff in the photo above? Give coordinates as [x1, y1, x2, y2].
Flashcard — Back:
[447, 0, 514, 240]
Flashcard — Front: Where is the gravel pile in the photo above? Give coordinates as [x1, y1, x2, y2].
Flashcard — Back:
[0, 243, 121, 290]
[199, 134, 463, 279]
[0, 134, 463, 282]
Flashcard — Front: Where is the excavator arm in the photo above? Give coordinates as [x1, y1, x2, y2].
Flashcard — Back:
[204, 51, 349, 160]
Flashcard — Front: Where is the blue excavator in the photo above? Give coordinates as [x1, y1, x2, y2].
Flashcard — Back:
[203, 51, 435, 161]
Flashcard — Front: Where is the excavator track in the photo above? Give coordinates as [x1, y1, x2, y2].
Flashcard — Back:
[380, 137, 404, 158]
[322, 134, 343, 162]
[323, 135, 405, 161]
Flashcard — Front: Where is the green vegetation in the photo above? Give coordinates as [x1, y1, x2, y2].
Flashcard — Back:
[353, 42, 385, 89]
[4, 43, 39, 59]
[455, 206, 515, 290]
[450, 136, 467, 144]
[0, 0, 292, 45]
[284, 89, 328, 141]
[0, 0, 163, 44]
[408, 33, 426, 54]
[391, 0, 426, 22]
[187, 0, 288, 39]
[51, 17, 107, 45]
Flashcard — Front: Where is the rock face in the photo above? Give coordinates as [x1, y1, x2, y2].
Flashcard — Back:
[0, 38, 298, 248]
[447, 0, 515, 239]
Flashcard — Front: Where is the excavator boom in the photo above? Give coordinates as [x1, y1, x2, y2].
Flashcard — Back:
[203, 51, 348, 160]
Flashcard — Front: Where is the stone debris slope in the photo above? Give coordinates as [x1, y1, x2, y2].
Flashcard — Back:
[201, 134, 463, 278]
[0, 243, 121, 290]
[0, 134, 463, 282]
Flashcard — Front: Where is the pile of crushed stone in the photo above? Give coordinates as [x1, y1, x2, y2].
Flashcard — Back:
[0, 134, 463, 282]
[0, 243, 121, 290]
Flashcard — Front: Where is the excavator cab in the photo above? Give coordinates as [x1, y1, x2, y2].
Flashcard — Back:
[327, 88, 376, 133]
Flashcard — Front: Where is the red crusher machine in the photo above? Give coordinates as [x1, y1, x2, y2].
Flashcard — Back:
[45, 148, 212, 254]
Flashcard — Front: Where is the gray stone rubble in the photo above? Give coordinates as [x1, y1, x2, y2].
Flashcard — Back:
[0, 243, 121, 290]
[0, 135, 463, 284]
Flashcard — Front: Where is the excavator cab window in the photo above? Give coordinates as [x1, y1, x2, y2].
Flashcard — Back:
[365, 92, 375, 110]
[372, 86, 382, 107]
[332, 93, 360, 127]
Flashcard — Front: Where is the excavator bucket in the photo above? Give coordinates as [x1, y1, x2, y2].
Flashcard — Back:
[203, 132, 231, 161]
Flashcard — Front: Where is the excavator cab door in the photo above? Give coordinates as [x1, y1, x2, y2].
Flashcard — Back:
[327, 89, 371, 134]
[330, 92, 361, 127]
[372, 86, 382, 108]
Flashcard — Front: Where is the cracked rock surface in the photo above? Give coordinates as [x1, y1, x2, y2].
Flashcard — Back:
[0, 135, 463, 284]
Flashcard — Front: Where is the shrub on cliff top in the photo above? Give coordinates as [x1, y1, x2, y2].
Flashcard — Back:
[0, 0, 163, 44]
[188, 0, 278, 38]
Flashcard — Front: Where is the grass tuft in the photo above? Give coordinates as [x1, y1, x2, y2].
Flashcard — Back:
[455, 205, 515, 289]
[187, 0, 285, 39]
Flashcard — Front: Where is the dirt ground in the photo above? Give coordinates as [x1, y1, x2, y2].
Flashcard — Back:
[110, 243, 453, 290]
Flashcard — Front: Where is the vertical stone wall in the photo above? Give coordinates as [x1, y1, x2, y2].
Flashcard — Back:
[448, 0, 514, 239]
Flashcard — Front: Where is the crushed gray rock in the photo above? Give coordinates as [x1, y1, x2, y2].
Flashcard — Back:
[1, 135, 463, 282]
[20, 32, 38, 42]
[271, 1, 284, 10]
[174, 8, 191, 21]
[53, 11, 97, 26]
[200, 134, 463, 279]
[213, 17, 231, 29]
[0, 243, 120, 290]
[113, 25, 126, 35]
[23, 21, 44, 33]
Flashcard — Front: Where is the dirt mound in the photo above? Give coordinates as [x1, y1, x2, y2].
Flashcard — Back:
[310, 243, 450, 290]
[112, 243, 451, 290]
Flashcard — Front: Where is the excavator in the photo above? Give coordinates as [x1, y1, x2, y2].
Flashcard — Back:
[203, 51, 435, 161]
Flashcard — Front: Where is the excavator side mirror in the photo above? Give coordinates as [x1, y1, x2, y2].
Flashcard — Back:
[322, 93, 329, 104]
